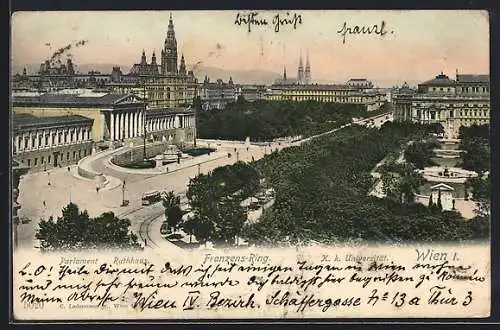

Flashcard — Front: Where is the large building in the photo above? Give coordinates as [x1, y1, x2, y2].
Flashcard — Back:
[12, 90, 147, 143]
[106, 14, 198, 108]
[265, 79, 386, 111]
[392, 72, 490, 137]
[12, 113, 94, 171]
[12, 90, 196, 158]
[12, 14, 198, 108]
[197, 76, 237, 110]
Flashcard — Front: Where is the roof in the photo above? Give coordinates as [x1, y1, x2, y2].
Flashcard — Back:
[421, 73, 456, 86]
[13, 113, 93, 130]
[12, 92, 145, 107]
[129, 63, 160, 76]
[430, 183, 454, 191]
[270, 84, 352, 91]
[456, 74, 489, 83]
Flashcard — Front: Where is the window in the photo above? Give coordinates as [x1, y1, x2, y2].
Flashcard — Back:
[449, 110, 454, 118]
[67, 152, 70, 160]
[34, 158, 38, 166]
[73, 151, 76, 159]
[45, 134, 49, 146]
[24, 137, 29, 149]
[78, 150, 81, 158]
[27, 159, 31, 166]
[48, 155, 51, 163]
[41, 156, 44, 163]
[52, 135, 55, 145]
[32, 136, 36, 148]
[38, 135, 43, 147]
[83, 149, 87, 156]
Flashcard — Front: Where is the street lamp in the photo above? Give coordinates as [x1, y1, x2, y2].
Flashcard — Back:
[143, 77, 147, 161]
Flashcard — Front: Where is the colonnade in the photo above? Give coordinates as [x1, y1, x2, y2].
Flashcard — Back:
[109, 111, 195, 141]
[109, 111, 144, 141]
[14, 125, 92, 153]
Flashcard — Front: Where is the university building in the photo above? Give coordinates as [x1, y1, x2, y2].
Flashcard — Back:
[392, 72, 490, 136]
[265, 78, 385, 112]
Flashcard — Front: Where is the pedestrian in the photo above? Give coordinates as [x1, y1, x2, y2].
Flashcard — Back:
[234, 148, 237, 152]
[252, 156, 255, 162]
[42, 200, 46, 207]
[67, 166, 70, 172]
[246, 147, 249, 152]
[144, 238, 147, 246]
[96, 187, 100, 193]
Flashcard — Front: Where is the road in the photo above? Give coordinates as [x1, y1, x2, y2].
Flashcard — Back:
[16, 112, 392, 250]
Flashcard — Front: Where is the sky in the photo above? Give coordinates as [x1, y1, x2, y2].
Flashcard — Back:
[11, 10, 490, 86]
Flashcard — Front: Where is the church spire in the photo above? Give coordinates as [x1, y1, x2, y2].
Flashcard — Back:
[283, 65, 287, 81]
[141, 49, 147, 65]
[179, 53, 186, 75]
[298, 51, 304, 85]
[305, 49, 311, 84]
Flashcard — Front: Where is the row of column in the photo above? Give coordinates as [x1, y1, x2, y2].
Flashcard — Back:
[145, 115, 195, 133]
[146, 116, 177, 133]
[14, 126, 91, 153]
[109, 112, 196, 141]
[110, 111, 143, 141]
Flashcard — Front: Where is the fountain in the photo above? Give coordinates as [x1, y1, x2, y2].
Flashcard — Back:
[419, 166, 477, 183]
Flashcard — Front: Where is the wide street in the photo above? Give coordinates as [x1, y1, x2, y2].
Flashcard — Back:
[16, 139, 284, 249]
[16, 113, 392, 251]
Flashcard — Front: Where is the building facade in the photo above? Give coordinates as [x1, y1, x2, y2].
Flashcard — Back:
[12, 90, 197, 146]
[12, 14, 198, 108]
[393, 72, 490, 137]
[197, 76, 237, 110]
[12, 90, 147, 143]
[144, 108, 196, 144]
[13, 113, 94, 172]
[264, 83, 385, 111]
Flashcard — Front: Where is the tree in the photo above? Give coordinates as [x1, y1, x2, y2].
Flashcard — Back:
[162, 191, 183, 233]
[182, 217, 197, 244]
[36, 203, 141, 251]
[436, 189, 443, 210]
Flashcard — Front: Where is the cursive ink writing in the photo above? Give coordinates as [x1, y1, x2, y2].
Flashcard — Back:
[234, 12, 268, 33]
[337, 20, 391, 44]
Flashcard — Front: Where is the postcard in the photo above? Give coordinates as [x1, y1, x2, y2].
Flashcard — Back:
[10, 10, 490, 320]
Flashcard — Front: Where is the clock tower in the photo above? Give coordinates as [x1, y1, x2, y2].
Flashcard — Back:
[162, 13, 178, 75]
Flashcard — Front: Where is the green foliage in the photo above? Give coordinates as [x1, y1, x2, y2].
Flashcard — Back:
[459, 124, 490, 174]
[162, 191, 183, 233]
[35, 203, 141, 251]
[242, 122, 484, 244]
[197, 100, 367, 141]
[404, 140, 439, 169]
[113, 159, 156, 169]
[182, 148, 216, 157]
[186, 162, 260, 244]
